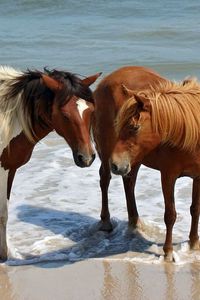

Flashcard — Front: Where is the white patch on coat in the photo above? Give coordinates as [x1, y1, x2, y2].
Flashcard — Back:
[0, 121, 22, 258]
[0, 120, 21, 197]
[0, 165, 8, 258]
[76, 99, 89, 119]
[0, 120, 21, 156]
[0, 66, 25, 258]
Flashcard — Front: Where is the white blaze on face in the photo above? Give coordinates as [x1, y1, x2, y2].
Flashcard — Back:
[76, 99, 89, 119]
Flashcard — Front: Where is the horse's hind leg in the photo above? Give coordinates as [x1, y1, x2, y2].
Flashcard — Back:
[161, 172, 177, 261]
[99, 161, 113, 231]
[122, 164, 141, 228]
[189, 177, 200, 250]
[0, 168, 8, 260]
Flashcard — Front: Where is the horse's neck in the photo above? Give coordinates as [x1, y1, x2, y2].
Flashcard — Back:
[32, 122, 52, 143]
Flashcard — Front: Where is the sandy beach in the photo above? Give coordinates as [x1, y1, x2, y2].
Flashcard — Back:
[0, 259, 200, 300]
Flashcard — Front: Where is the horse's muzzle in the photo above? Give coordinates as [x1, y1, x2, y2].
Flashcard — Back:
[110, 161, 131, 176]
[73, 152, 96, 168]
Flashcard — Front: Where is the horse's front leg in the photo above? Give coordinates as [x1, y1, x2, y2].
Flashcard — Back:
[0, 168, 9, 260]
[161, 172, 177, 261]
[99, 161, 113, 232]
[7, 169, 16, 200]
[189, 177, 200, 250]
[122, 164, 141, 228]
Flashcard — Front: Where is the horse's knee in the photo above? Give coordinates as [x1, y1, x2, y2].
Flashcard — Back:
[164, 210, 176, 227]
[100, 175, 111, 189]
[99, 165, 111, 189]
[99, 164, 110, 178]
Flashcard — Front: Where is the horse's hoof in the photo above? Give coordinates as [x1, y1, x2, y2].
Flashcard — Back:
[98, 220, 113, 232]
[128, 221, 138, 230]
[0, 253, 7, 262]
[190, 240, 200, 250]
[164, 249, 178, 262]
[164, 252, 173, 262]
[0, 257, 7, 263]
[164, 250, 180, 263]
[128, 218, 144, 230]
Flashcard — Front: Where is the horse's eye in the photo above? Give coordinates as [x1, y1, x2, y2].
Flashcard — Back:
[61, 110, 70, 120]
[129, 124, 140, 133]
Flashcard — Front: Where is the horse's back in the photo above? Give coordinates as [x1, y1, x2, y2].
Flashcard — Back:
[93, 66, 166, 159]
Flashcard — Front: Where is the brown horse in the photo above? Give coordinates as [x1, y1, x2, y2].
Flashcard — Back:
[110, 78, 200, 261]
[93, 66, 166, 232]
[0, 66, 101, 260]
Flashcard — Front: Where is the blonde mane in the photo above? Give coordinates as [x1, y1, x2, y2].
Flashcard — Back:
[117, 78, 200, 152]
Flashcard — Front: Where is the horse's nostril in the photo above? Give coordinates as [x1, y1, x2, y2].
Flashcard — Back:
[77, 154, 84, 163]
[111, 162, 130, 176]
[111, 163, 119, 173]
[75, 152, 95, 167]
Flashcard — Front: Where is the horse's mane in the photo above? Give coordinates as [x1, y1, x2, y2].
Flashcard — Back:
[117, 78, 200, 152]
[0, 66, 93, 143]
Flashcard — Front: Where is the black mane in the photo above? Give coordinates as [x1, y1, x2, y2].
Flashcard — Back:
[9, 68, 93, 106]
[43, 68, 93, 105]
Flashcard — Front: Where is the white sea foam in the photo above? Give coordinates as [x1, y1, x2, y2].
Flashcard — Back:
[5, 132, 199, 266]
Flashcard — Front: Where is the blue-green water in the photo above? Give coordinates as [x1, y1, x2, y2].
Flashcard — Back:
[0, 0, 200, 79]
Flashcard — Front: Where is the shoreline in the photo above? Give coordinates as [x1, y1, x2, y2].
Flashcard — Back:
[1, 258, 200, 300]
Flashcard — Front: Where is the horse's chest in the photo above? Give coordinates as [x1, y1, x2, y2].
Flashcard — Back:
[0, 125, 22, 170]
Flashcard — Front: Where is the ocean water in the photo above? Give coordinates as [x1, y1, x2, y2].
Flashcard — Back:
[0, 0, 200, 265]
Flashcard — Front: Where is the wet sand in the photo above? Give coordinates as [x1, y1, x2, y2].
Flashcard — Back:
[1, 259, 200, 300]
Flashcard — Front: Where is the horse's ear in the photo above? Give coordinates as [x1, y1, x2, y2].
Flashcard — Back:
[182, 76, 197, 86]
[134, 93, 151, 111]
[82, 72, 102, 86]
[41, 74, 63, 91]
[121, 84, 135, 97]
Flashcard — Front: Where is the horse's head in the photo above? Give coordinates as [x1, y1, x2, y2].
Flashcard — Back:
[110, 86, 161, 176]
[41, 71, 101, 167]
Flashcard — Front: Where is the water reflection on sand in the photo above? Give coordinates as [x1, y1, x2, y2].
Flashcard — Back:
[1, 260, 200, 300]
